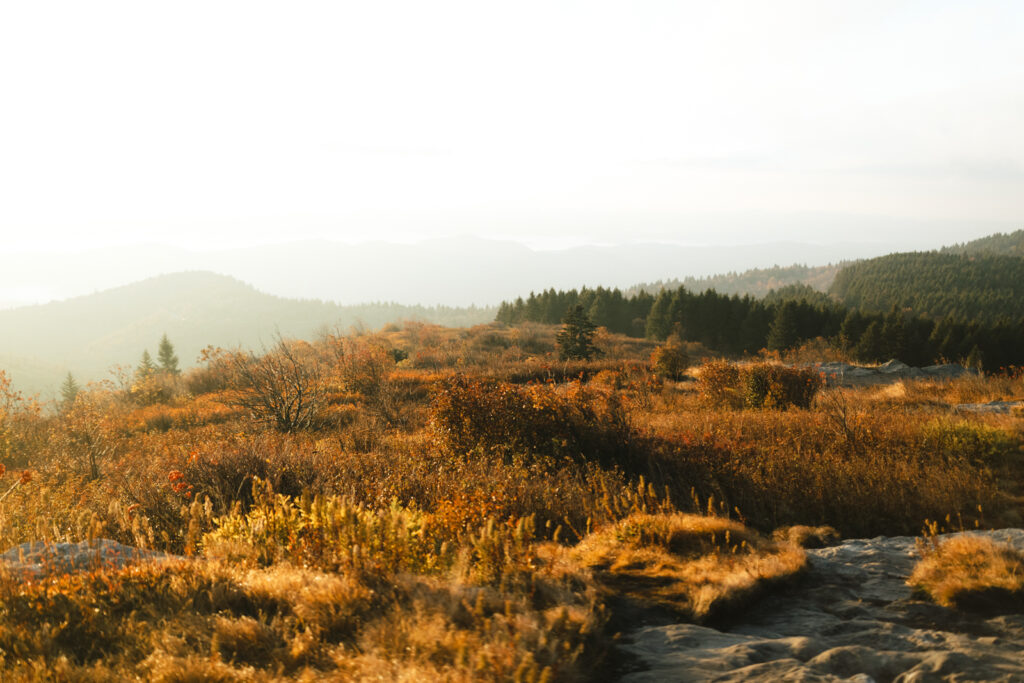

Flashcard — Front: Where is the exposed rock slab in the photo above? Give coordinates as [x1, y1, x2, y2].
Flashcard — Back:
[619, 529, 1024, 682]
[954, 400, 1024, 415]
[814, 360, 978, 387]
[0, 539, 179, 578]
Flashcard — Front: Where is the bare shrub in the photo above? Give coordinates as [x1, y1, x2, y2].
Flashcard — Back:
[218, 338, 327, 432]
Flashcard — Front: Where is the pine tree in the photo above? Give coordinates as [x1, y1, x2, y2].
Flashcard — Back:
[645, 291, 672, 340]
[60, 372, 80, 406]
[157, 334, 180, 375]
[556, 305, 600, 361]
[766, 301, 800, 351]
[854, 321, 886, 363]
[137, 350, 157, 379]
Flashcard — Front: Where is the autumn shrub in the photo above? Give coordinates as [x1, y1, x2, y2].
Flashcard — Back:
[128, 372, 178, 406]
[50, 390, 127, 479]
[771, 525, 841, 548]
[125, 395, 242, 434]
[334, 337, 403, 425]
[922, 419, 1018, 466]
[488, 358, 627, 385]
[591, 368, 625, 390]
[650, 344, 690, 381]
[697, 361, 821, 410]
[696, 360, 741, 408]
[183, 347, 235, 395]
[175, 432, 336, 514]
[430, 376, 634, 467]
[0, 372, 47, 469]
[740, 363, 821, 409]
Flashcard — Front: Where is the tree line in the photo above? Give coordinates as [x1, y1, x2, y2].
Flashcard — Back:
[497, 285, 1024, 371]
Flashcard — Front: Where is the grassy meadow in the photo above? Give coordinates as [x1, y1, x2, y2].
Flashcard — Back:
[0, 321, 1021, 680]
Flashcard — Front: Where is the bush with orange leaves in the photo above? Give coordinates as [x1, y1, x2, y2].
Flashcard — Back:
[650, 343, 690, 381]
[430, 376, 634, 467]
[697, 361, 821, 410]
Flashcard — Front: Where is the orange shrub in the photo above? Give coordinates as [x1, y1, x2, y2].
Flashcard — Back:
[697, 361, 821, 410]
[740, 363, 822, 409]
[429, 376, 634, 466]
[696, 360, 742, 408]
[650, 344, 689, 380]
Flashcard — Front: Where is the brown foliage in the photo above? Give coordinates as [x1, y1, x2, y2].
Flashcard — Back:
[697, 361, 821, 409]
[429, 375, 634, 466]
[216, 338, 328, 432]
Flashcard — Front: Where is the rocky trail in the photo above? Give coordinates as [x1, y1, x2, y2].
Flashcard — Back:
[617, 529, 1024, 682]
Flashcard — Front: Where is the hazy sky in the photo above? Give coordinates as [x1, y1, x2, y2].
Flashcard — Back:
[1, 0, 1021, 251]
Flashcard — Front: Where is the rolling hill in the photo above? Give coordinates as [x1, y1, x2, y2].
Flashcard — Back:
[0, 271, 493, 397]
[828, 252, 1024, 323]
[627, 263, 843, 299]
[939, 229, 1024, 257]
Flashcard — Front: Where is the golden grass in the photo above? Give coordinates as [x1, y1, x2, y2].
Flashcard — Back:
[909, 535, 1024, 612]
[571, 512, 806, 622]
[0, 326, 1021, 677]
[771, 525, 840, 549]
[0, 555, 601, 682]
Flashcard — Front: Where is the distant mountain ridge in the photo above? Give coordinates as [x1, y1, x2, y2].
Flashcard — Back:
[0, 271, 492, 397]
[0, 237, 912, 309]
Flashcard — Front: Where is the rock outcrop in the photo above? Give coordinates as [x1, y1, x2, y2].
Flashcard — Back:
[814, 360, 978, 387]
[0, 539, 178, 578]
[619, 529, 1024, 681]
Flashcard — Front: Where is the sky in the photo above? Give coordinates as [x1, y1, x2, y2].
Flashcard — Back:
[1, 0, 1022, 252]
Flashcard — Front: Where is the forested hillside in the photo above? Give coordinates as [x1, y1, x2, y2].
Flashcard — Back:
[829, 252, 1024, 323]
[940, 229, 1024, 256]
[627, 263, 841, 299]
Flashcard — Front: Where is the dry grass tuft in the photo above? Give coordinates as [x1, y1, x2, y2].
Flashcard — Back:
[909, 535, 1024, 613]
[771, 525, 841, 549]
[572, 512, 806, 622]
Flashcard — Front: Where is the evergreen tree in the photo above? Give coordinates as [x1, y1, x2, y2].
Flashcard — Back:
[838, 310, 865, 352]
[157, 334, 180, 375]
[880, 307, 907, 361]
[766, 301, 800, 351]
[137, 350, 157, 379]
[556, 305, 600, 361]
[60, 372, 80, 406]
[645, 291, 672, 340]
[853, 321, 886, 363]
